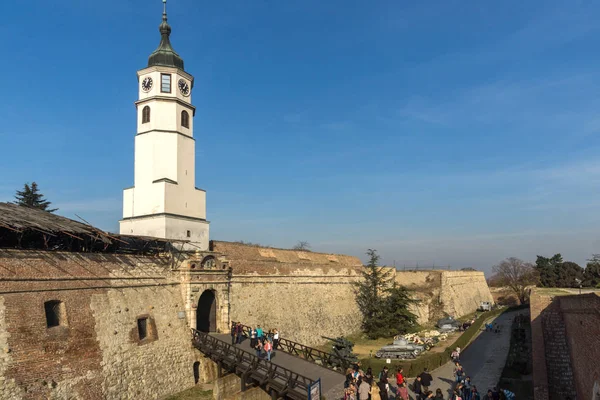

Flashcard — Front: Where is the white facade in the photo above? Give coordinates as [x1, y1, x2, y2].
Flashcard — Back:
[120, 65, 209, 250]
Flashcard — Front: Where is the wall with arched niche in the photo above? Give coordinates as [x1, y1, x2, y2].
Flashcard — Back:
[179, 253, 231, 334]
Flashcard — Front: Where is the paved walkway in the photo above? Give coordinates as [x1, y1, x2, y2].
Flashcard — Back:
[209, 310, 517, 400]
[390, 310, 519, 399]
[214, 334, 345, 400]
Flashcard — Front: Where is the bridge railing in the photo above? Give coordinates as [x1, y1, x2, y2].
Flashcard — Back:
[191, 328, 314, 400]
[235, 323, 349, 374]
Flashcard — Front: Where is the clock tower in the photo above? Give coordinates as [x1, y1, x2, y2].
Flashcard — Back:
[120, 0, 209, 250]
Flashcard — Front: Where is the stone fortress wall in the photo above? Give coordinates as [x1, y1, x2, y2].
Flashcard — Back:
[211, 241, 364, 346]
[0, 243, 495, 399]
[216, 241, 494, 344]
[394, 270, 494, 325]
[0, 249, 213, 400]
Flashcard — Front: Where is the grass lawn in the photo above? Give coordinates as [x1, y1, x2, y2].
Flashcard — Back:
[533, 288, 573, 296]
[336, 310, 483, 359]
[164, 387, 213, 400]
[342, 330, 461, 359]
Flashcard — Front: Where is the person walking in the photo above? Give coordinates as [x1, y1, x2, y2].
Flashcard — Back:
[396, 367, 405, 387]
[434, 388, 444, 399]
[250, 326, 258, 349]
[255, 339, 263, 358]
[419, 368, 433, 392]
[377, 378, 389, 400]
[273, 329, 280, 350]
[345, 386, 356, 400]
[256, 325, 264, 342]
[413, 376, 423, 400]
[491, 387, 499, 400]
[378, 366, 389, 382]
[499, 388, 515, 400]
[470, 386, 481, 400]
[397, 382, 409, 400]
[453, 363, 465, 384]
[462, 377, 472, 400]
[235, 322, 243, 344]
[370, 381, 381, 400]
[230, 321, 237, 345]
[451, 349, 460, 363]
[264, 339, 273, 361]
[358, 378, 370, 400]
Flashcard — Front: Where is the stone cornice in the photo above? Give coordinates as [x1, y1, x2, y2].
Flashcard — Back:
[152, 178, 178, 185]
[120, 212, 209, 223]
[137, 66, 194, 88]
[136, 129, 195, 141]
[134, 96, 196, 115]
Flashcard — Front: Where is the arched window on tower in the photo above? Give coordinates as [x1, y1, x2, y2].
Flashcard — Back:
[142, 106, 150, 124]
[181, 110, 189, 128]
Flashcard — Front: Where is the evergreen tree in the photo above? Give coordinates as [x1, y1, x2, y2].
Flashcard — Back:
[382, 283, 418, 336]
[557, 261, 584, 287]
[535, 254, 563, 287]
[535, 254, 585, 287]
[14, 182, 57, 212]
[584, 255, 600, 287]
[355, 249, 417, 339]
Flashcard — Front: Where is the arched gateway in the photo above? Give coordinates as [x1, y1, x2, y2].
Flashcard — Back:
[196, 290, 217, 332]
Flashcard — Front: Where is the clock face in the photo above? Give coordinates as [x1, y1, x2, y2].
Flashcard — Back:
[178, 79, 190, 96]
[141, 77, 153, 92]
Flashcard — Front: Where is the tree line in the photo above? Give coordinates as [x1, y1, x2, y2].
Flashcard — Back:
[490, 253, 600, 305]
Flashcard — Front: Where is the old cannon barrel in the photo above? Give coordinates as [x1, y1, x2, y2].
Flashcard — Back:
[321, 336, 343, 342]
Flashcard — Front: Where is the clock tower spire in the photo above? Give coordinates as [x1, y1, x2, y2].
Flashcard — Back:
[120, 0, 209, 250]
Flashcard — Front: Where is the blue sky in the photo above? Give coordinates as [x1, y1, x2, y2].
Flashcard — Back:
[2, 0, 600, 272]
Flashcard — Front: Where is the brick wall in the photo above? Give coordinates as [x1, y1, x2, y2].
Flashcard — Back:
[560, 294, 600, 400]
[530, 292, 552, 400]
[541, 310, 577, 399]
[0, 249, 201, 400]
[530, 290, 600, 400]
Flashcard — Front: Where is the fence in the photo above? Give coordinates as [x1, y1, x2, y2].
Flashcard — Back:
[191, 328, 314, 400]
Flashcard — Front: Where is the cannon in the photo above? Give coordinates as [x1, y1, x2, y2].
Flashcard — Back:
[321, 336, 359, 369]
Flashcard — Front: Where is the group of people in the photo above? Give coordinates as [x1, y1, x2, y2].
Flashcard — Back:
[229, 322, 280, 362]
[344, 364, 439, 400]
[342, 348, 516, 400]
[343, 364, 411, 400]
[450, 359, 515, 400]
[484, 322, 502, 334]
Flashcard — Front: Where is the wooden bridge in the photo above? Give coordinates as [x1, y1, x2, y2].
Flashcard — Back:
[191, 328, 347, 399]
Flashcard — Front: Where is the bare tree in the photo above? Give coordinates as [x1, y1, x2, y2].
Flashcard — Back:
[492, 257, 538, 305]
[293, 241, 311, 251]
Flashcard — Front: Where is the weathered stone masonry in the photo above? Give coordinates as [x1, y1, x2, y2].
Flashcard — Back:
[0, 250, 215, 400]
[0, 243, 496, 399]
[211, 241, 364, 346]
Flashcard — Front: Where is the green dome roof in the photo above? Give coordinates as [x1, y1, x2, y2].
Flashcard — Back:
[148, 2, 184, 70]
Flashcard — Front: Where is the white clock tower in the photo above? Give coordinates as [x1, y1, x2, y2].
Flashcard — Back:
[120, 0, 209, 250]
